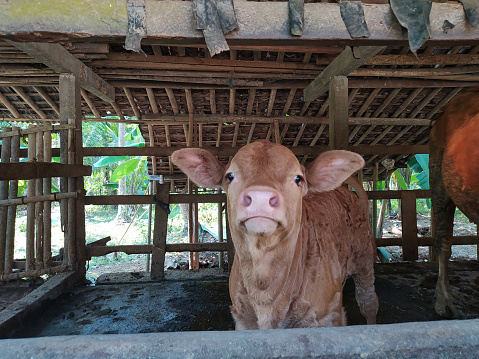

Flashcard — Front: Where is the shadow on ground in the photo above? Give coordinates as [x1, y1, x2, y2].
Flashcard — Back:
[13, 261, 479, 337]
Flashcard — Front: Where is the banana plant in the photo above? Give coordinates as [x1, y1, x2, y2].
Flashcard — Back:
[90, 123, 147, 193]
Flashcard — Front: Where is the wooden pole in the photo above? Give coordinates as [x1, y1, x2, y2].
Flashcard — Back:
[26, 127, 36, 272]
[151, 183, 169, 280]
[372, 163, 379, 238]
[4, 127, 20, 274]
[60, 73, 84, 276]
[225, 202, 234, 272]
[43, 130, 52, 267]
[0, 128, 11, 272]
[188, 180, 194, 270]
[146, 180, 153, 273]
[401, 191, 419, 261]
[35, 130, 44, 269]
[429, 207, 436, 262]
[329, 76, 349, 150]
[193, 191, 199, 270]
[217, 189, 224, 270]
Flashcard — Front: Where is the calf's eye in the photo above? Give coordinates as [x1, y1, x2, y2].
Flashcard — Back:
[226, 172, 235, 182]
[294, 175, 302, 184]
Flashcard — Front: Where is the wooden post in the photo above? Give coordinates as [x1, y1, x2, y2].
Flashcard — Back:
[217, 189, 224, 270]
[4, 127, 20, 274]
[372, 162, 379, 238]
[274, 120, 280, 144]
[151, 183, 169, 280]
[188, 181, 194, 269]
[429, 207, 436, 262]
[35, 130, 44, 269]
[43, 131, 52, 267]
[225, 202, 234, 272]
[193, 189, 199, 270]
[329, 76, 349, 151]
[26, 127, 36, 272]
[401, 191, 418, 261]
[60, 73, 85, 276]
[0, 129, 11, 272]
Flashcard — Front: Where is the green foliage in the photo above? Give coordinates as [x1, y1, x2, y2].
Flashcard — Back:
[111, 158, 141, 182]
[93, 156, 129, 167]
[408, 154, 430, 190]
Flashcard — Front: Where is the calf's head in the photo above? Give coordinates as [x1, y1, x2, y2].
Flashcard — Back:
[172, 141, 364, 249]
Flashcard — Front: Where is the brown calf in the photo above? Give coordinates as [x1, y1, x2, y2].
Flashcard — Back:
[430, 86, 479, 318]
[172, 140, 378, 329]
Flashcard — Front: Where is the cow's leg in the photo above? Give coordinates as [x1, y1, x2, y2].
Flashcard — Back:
[352, 267, 378, 325]
[431, 150, 459, 318]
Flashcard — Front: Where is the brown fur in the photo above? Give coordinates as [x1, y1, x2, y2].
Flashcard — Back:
[172, 141, 378, 329]
[430, 86, 479, 318]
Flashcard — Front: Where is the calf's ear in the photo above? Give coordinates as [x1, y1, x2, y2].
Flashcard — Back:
[306, 150, 364, 192]
[172, 148, 225, 188]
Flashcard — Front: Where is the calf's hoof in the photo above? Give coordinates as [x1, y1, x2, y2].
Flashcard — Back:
[435, 298, 459, 318]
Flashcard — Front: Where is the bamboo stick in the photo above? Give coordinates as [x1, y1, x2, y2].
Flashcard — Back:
[0, 191, 78, 207]
[0, 124, 74, 139]
[35, 130, 44, 269]
[43, 131, 52, 267]
[0, 129, 12, 272]
[26, 127, 36, 272]
[4, 127, 20, 273]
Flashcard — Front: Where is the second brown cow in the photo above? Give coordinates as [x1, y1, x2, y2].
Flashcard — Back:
[172, 140, 378, 329]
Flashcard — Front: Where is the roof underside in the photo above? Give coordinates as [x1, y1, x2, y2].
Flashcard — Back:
[1, 0, 478, 190]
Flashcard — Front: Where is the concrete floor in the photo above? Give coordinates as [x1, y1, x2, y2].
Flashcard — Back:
[11, 261, 479, 338]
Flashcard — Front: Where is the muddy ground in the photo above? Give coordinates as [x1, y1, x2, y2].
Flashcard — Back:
[12, 260, 479, 338]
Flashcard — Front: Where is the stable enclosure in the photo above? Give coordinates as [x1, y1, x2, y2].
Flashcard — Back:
[1, 0, 479, 356]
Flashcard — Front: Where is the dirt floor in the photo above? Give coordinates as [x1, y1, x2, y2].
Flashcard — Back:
[11, 260, 479, 338]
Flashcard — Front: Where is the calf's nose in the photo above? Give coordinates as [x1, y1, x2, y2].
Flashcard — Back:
[240, 189, 282, 209]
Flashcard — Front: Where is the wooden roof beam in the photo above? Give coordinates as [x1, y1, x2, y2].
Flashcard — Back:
[0, 90, 21, 118]
[11, 86, 47, 119]
[165, 88, 179, 115]
[123, 87, 141, 119]
[303, 46, 385, 102]
[2, 2, 477, 45]
[7, 42, 115, 102]
[33, 87, 59, 116]
[140, 114, 432, 126]
[81, 88, 101, 119]
[426, 87, 463, 118]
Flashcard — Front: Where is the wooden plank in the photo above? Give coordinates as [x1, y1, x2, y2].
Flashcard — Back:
[85, 193, 226, 206]
[368, 190, 430, 200]
[150, 183, 169, 280]
[0, 271, 76, 338]
[2, 142, 429, 159]
[401, 191, 418, 261]
[0, 163, 91, 180]
[87, 242, 228, 257]
[82, 144, 428, 157]
[329, 76, 349, 150]
[1, 2, 477, 44]
[8, 42, 115, 102]
[303, 46, 385, 102]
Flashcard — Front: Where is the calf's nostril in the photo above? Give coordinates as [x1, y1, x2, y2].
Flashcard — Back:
[242, 194, 252, 207]
[269, 196, 279, 207]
